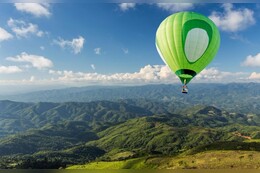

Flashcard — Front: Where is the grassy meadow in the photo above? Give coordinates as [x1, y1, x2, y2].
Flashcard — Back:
[67, 150, 260, 169]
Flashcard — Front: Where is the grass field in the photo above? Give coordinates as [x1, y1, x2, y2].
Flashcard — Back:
[67, 150, 260, 169]
[151, 150, 260, 169]
[67, 157, 155, 169]
[244, 139, 260, 143]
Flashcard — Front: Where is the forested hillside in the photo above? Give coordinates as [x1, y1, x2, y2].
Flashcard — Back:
[0, 99, 259, 169]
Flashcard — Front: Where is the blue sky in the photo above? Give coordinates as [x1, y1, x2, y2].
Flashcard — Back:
[0, 2, 260, 94]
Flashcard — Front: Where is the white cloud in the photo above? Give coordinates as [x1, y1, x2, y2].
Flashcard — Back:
[36, 30, 44, 37]
[209, 3, 255, 32]
[122, 48, 129, 54]
[49, 70, 62, 75]
[195, 68, 222, 80]
[14, 3, 51, 17]
[48, 65, 178, 84]
[119, 3, 136, 11]
[30, 76, 35, 82]
[6, 52, 53, 70]
[91, 64, 96, 70]
[229, 33, 251, 44]
[156, 3, 194, 12]
[0, 27, 13, 42]
[53, 36, 85, 54]
[249, 72, 260, 79]
[0, 66, 22, 74]
[195, 67, 248, 82]
[40, 46, 45, 50]
[94, 48, 101, 55]
[241, 53, 260, 67]
[1, 65, 258, 88]
[7, 18, 45, 38]
[46, 65, 252, 85]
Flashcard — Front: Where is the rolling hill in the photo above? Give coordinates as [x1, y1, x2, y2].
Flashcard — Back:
[0, 99, 259, 169]
[0, 100, 153, 138]
[67, 150, 260, 169]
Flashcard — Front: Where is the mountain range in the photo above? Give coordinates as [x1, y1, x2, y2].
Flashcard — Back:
[1, 83, 260, 114]
[0, 96, 259, 169]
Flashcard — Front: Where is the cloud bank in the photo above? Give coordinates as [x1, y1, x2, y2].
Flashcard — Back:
[249, 72, 260, 79]
[47, 65, 251, 85]
[1, 65, 258, 87]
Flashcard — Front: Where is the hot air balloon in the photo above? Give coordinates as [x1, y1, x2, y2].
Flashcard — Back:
[156, 12, 220, 93]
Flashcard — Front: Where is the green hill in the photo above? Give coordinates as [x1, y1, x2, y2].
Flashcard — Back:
[67, 150, 260, 169]
[0, 99, 260, 169]
[86, 114, 260, 159]
[0, 100, 153, 138]
[0, 121, 98, 156]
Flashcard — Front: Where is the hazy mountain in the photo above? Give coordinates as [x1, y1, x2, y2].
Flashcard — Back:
[1, 83, 260, 114]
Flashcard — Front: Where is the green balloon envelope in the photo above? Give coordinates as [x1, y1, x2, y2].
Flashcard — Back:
[156, 11, 220, 84]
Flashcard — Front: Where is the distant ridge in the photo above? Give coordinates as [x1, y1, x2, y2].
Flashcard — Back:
[1, 83, 260, 114]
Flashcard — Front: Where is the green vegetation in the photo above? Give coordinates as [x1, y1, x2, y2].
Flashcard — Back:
[68, 151, 260, 169]
[0, 100, 152, 138]
[0, 94, 260, 169]
[67, 158, 152, 169]
[87, 115, 260, 157]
